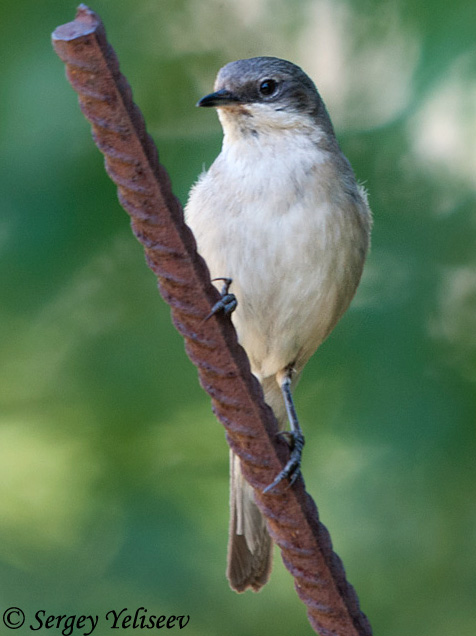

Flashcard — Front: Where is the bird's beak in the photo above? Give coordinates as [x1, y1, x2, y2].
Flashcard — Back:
[197, 89, 239, 108]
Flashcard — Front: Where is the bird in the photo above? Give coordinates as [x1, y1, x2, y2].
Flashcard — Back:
[184, 57, 372, 593]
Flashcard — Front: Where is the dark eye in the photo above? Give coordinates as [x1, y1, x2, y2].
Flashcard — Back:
[259, 79, 277, 96]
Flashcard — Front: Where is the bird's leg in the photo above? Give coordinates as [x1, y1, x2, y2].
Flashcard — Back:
[264, 366, 305, 493]
[203, 277, 237, 322]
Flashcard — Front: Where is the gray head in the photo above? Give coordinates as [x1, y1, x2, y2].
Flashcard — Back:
[198, 57, 336, 140]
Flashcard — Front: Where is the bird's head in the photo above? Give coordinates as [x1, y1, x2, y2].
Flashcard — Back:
[197, 57, 335, 142]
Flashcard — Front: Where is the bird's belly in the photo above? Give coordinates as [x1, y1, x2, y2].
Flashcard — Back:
[200, 201, 357, 381]
[229, 263, 342, 380]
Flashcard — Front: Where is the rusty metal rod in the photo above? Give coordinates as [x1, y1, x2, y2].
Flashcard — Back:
[52, 6, 372, 635]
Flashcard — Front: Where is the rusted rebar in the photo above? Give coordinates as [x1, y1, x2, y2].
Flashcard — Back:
[52, 6, 372, 635]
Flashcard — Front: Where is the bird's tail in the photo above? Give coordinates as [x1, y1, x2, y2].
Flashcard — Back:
[227, 451, 273, 592]
[227, 377, 287, 592]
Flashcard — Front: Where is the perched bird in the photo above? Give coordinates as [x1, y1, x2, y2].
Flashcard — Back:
[185, 57, 372, 593]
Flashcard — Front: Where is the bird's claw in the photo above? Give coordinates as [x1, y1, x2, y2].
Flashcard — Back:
[204, 278, 237, 322]
[263, 430, 305, 494]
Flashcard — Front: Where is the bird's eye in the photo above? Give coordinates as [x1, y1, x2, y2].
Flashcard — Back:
[259, 79, 277, 96]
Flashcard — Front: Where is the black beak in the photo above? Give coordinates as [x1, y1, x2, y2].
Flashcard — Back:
[197, 89, 239, 108]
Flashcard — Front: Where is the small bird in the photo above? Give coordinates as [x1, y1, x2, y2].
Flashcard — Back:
[185, 57, 372, 593]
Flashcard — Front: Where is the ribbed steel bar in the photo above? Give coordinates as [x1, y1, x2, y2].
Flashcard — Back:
[52, 6, 372, 635]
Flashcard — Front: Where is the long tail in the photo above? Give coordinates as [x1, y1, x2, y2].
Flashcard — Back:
[226, 376, 288, 592]
[227, 451, 272, 592]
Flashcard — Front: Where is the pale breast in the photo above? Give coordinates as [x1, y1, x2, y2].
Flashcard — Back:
[185, 133, 370, 380]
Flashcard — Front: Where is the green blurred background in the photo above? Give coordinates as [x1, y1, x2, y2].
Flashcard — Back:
[1, 0, 475, 634]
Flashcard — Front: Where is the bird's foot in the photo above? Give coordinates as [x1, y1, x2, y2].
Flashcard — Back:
[263, 430, 305, 493]
[203, 277, 237, 322]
